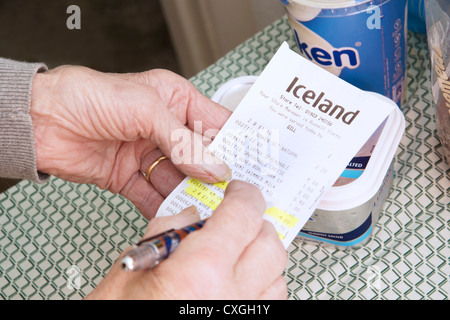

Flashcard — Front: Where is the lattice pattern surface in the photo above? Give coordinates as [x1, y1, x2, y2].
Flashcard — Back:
[0, 17, 449, 300]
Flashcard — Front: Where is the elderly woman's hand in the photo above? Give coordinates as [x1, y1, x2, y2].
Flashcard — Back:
[30, 66, 232, 219]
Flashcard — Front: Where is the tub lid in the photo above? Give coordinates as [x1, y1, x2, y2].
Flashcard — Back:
[211, 76, 259, 112]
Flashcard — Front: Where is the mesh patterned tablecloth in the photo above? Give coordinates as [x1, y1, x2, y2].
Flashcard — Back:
[1, 17, 449, 300]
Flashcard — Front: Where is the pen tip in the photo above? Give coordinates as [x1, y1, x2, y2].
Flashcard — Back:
[120, 256, 134, 271]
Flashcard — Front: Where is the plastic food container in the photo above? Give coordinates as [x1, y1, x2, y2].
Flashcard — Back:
[212, 76, 405, 248]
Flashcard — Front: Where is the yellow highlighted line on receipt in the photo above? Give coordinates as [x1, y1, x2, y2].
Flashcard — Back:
[187, 178, 228, 191]
[185, 179, 225, 210]
[265, 207, 300, 229]
[213, 181, 229, 190]
[185, 179, 296, 239]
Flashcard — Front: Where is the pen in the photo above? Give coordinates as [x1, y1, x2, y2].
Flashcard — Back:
[120, 219, 206, 272]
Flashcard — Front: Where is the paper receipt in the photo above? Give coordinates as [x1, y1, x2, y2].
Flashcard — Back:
[156, 42, 395, 248]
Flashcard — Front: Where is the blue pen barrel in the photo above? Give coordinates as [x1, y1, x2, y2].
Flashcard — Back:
[121, 220, 206, 271]
[158, 220, 206, 258]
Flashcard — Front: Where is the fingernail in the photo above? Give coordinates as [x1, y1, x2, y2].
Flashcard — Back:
[202, 161, 232, 181]
[195, 147, 231, 181]
[186, 205, 198, 215]
[181, 205, 200, 220]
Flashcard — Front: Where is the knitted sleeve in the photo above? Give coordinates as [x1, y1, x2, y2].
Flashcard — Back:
[0, 57, 49, 183]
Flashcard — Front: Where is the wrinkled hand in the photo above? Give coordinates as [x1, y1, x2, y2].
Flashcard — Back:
[86, 181, 287, 300]
[30, 66, 232, 218]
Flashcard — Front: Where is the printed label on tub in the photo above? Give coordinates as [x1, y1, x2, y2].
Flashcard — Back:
[156, 42, 395, 248]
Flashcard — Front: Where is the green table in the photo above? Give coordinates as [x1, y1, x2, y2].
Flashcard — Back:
[1, 17, 449, 300]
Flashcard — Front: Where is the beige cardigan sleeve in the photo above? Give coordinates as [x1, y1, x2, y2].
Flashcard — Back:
[0, 57, 49, 183]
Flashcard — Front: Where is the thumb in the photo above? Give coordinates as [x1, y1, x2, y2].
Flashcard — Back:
[150, 105, 231, 183]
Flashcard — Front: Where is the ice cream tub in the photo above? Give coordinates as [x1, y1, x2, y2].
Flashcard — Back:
[212, 76, 405, 248]
[280, 0, 408, 107]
